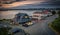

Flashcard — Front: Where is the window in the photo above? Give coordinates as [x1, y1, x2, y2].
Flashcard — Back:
[23, 14, 29, 19]
[23, 16, 29, 19]
[33, 15, 39, 17]
[17, 16, 21, 19]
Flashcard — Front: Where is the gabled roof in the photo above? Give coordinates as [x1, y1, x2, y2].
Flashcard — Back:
[16, 13, 27, 16]
[33, 12, 43, 14]
[43, 10, 49, 14]
[33, 11, 49, 14]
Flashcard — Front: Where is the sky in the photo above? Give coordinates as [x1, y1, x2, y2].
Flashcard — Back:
[1, 0, 60, 8]
[1, 1, 46, 8]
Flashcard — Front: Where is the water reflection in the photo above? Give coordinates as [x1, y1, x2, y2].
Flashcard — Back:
[0, 10, 42, 19]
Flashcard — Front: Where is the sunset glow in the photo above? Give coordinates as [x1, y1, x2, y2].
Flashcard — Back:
[2, 1, 45, 8]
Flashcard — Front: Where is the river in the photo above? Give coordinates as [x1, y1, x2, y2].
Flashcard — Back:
[0, 10, 42, 19]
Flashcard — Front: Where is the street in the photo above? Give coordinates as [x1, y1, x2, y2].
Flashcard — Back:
[11, 14, 58, 35]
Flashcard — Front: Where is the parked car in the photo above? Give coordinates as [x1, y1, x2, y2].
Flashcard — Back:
[13, 13, 33, 27]
[8, 28, 30, 35]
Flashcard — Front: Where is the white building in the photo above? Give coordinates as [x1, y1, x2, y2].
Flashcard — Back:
[32, 10, 52, 20]
[32, 12, 45, 20]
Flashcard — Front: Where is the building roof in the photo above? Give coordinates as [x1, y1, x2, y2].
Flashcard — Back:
[33, 12, 43, 14]
[33, 11, 49, 14]
[16, 13, 27, 16]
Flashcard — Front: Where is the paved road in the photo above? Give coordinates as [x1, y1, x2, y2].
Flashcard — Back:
[11, 15, 58, 35]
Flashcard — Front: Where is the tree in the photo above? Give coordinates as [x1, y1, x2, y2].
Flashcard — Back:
[58, 10, 60, 17]
[51, 10, 56, 15]
[0, 27, 11, 35]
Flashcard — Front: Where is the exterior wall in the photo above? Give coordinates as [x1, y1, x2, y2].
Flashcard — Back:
[32, 13, 46, 20]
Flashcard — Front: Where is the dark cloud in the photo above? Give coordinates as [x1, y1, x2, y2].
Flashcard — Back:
[0, 0, 60, 9]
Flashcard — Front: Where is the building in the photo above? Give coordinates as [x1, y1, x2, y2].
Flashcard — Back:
[32, 10, 52, 20]
[32, 12, 45, 20]
[43, 10, 52, 16]
[12, 13, 33, 26]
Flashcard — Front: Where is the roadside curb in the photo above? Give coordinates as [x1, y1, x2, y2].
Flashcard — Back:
[49, 23, 60, 35]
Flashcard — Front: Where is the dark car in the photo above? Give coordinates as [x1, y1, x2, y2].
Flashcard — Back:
[8, 28, 30, 35]
[14, 13, 33, 27]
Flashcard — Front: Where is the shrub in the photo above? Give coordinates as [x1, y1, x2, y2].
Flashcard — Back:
[51, 11, 56, 15]
[0, 27, 11, 35]
[58, 11, 60, 16]
[51, 17, 60, 33]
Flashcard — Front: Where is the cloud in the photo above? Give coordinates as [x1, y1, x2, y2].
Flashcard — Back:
[2, 1, 44, 8]
[1, 0, 60, 8]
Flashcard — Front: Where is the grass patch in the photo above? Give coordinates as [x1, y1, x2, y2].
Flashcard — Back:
[0, 19, 12, 35]
[0, 27, 11, 35]
[0, 19, 13, 24]
[51, 17, 60, 34]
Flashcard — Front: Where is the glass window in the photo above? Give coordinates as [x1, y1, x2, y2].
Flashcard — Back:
[17, 16, 21, 19]
[23, 16, 29, 19]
